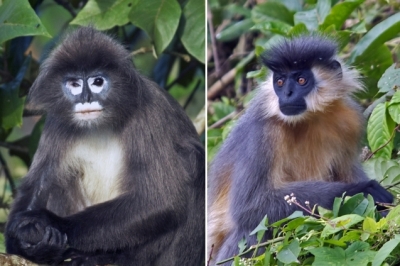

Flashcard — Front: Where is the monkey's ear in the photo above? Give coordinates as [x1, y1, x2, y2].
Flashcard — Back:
[328, 60, 342, 79]
[25, 72, 47, 111]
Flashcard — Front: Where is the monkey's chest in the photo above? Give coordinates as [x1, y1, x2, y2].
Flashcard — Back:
[68, 135, 123, 206]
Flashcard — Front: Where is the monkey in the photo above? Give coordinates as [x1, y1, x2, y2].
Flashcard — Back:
[5, 27, 205, 266]
[207, 34, 393, 264]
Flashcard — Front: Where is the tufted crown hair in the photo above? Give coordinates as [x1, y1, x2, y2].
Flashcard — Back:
[262, 34, 339, 72]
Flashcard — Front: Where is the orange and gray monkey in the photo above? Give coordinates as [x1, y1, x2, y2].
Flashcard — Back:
[208, 34, 393, 264]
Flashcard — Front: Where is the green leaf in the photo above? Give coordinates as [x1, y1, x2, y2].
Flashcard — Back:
[288, 22, 308, 36]
[367, 103, 395, 159]
[129, 0, 181, 55]
[320, 0, 365, 30]
[271, 211, 304, 227]
[0, 55, 30, 130]
[181, 0, 205, 63]
[332, 196, 343, 218]
[363, 217, 378, 233]
[339, 193, 368, 216]
[316, 0, 331, 24]
[294, 9, 318, 31]
[372, 236, 400, 266]
[70, 0, 132, 30]
[250, 215, 268, 236]
[349, 12, 400, 64]
[321, 214, 364, 237]
[276, 239, 300, 264]
[216, 19, 254, 42]
[378, 64, 400, 93]
[251, 2, 294, 25]
[252, 21, 292, 36]
[311, 242, 375, 266]
[0, 0, 51, 43]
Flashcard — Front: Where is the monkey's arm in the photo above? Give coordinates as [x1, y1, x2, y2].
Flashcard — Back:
[61, 193, 185, 251]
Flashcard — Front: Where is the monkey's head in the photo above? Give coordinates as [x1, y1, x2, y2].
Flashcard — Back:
[261, 34, 362, 123]
[28, 27, 142, 129]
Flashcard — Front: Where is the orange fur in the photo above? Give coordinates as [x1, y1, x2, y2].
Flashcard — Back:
[270, 99, 362, 188]
[208, 171, 233, 260]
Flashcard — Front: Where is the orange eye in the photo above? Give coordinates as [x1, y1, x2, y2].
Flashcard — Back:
[277, 79, 284, 86]
[298, 77, 306, 85]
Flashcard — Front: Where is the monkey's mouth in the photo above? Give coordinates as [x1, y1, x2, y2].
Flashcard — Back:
[75, 102, 103, 120]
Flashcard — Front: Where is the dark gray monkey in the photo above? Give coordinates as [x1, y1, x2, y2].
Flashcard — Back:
[6, 27, 205, 266]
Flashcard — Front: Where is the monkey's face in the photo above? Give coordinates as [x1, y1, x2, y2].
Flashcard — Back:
[272, 69, 315, 116]
[270, 60, 343, 122]
[63, 74, 109, 122]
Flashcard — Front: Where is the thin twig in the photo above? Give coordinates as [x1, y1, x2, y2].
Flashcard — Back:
[207, 6, 221, 75]
[207, 68, 236, 100]
[184, 80, 202, 110]
[208, 111, 238, 129]
[165, 62, 197, 91]
[365, 124, 400, 161]
[207, 244, 214, 266]
[216, 237, 286, 265]
[0, 141, 29, 154]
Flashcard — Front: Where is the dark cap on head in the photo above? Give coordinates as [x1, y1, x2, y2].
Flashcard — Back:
[262, 34, 339, 72]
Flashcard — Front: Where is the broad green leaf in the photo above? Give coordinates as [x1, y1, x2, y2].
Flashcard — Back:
[70, 0, 132, 30]
[252, 21, 292, 36]
[316, 0, 331, 24]
[216, 19, 254, 42]
[0, 233, 5, 253]
[276, 239, 300, 264]
[378, 64, 400, 93]
[283, 217, 306, 231]
[238, 237, 247, 253]
[0, 56, 30, 130]
[311, 242, 375, 266]
[0, 0, 50, 43]
[271, 211, 304, 227]
[367, 103, 395, 159]
[372, 236, 400, 266]
[320, 0, 365, 30]
[129, 0, 181, 55]
[250, 215, 268, 236]
[321, 214, 364, 237]
[251, 2, 294, 25]
[181, 0, 205, 63]
[349, 12, 400, 64]
[294, 9, 318, 31]
[363, 217, 378, 233]
[339, 193, 368, 216]
[288, 22, 308, 36]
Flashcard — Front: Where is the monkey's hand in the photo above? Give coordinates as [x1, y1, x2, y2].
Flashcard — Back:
[6, 209, 67, 264]
[348, 180, 393, 211]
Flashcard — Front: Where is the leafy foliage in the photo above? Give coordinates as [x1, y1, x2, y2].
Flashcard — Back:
[216, 194, 400, 266]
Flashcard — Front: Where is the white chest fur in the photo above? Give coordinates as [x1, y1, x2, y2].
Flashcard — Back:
[67, 131, 123, 206]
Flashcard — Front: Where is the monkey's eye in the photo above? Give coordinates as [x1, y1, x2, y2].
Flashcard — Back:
[88, 76, 107, 93]
[93, 78, 104, 86]
[298, 77, 306, 85]
[277, 79, 284, 87]
[66, 79, 83, 95]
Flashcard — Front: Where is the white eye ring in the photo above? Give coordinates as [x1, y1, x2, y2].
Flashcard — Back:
[88, 76, 107, 93]
[66, 79, 83, 95]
